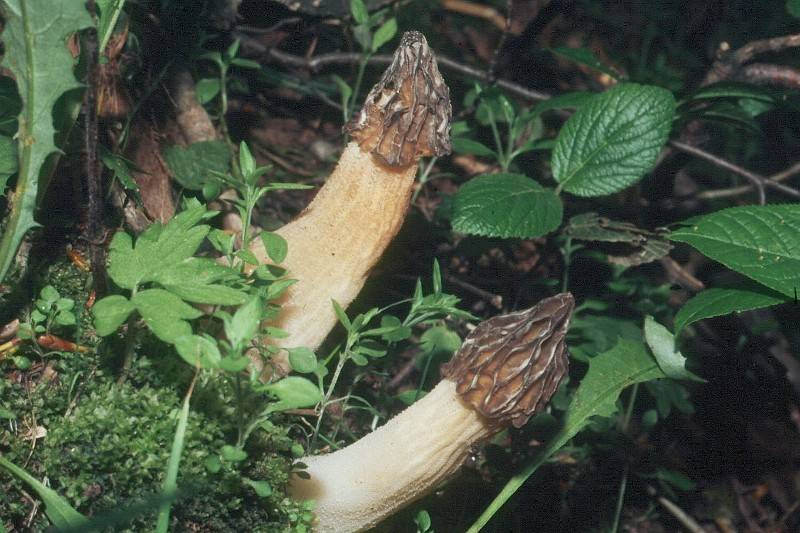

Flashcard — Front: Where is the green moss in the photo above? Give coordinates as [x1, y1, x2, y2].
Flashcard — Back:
[1, 349, 312, 532]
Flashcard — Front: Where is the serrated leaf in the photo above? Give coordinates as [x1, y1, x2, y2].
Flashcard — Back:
[548, 47, 621, 80]
[0, 76, 22, 136]
[0, 456, 87, 529]
[163, 283, 248, 306]
[552, 83, 675, 197]
[0, 0, 92, 283]
[674, 282, 789, 337]
[451, 137, 496, 157]
[670, 205, 800, 299]
[452, 173, 563, 238]
[174, 334, 222, 369]
[467, 339, 666, 532]
[0, 135, 18, 194]
[133, 289, 202, 343]
[92, 295, 135, 336]
[643, 316, 704, 382]
[163, 140, 230, 190]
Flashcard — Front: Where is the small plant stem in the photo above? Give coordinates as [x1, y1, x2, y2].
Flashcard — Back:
[610, 462, 630, 533]
[412, 157, 438, 202]
[311, 350, 349, 449]
[487, 109, 507, 169]
[235, 373, 245, 447]
[117, 317, 139, 385]
[611, 383, 639, 533]
[414, 349, 434, 402]
[561, 237, 573, 293]
[348, 57, 370, 121]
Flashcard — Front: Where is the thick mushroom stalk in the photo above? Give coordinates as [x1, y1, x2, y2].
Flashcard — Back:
[250, 32, 451, 374]
[290, 294, 574, 532]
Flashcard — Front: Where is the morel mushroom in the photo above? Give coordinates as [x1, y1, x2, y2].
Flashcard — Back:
[290, 293, 574, 532]
[249, 31, 451, 375]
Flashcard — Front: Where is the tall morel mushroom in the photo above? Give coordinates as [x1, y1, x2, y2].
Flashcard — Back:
[249, 31, 452, 375]
[290, 293, 575, 532]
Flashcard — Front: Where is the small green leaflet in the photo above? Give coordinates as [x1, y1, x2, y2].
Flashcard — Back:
[674, 282, 789, 337]
[669, 204, 800, 299]
[262, 376, 323, 413]
[452, 173, 563, 239]
[552, 83, 675, 197]
[467, 340, 666, 532]
[548, 47, 621, 80]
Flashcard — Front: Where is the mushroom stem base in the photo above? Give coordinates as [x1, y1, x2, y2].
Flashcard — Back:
[290, 379, 494, 532]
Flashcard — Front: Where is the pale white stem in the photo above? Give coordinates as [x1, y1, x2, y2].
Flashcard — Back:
[290, 380, 493, 533]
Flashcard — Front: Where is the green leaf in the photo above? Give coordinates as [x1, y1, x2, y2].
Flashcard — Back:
[0, 76, 22, 136]
[0, 0, 92, 283]
[372, 17, 397, 52]
[155, 382, 194, 533]
[163, 140, 231, 190]
[350, 0, 369, 24]
[685, 81, 775, 104]
[0, 135, 18, 193]
[92, 295, 135, 336]
[40, 285, 59, 303]
[221, 445, 248, 462]
[260, 232, 288, 264]
[163, 283, 248, 306]
[100, 146, 140, 198]
[643, 317, 704, 382]
[552, 83, 675, 197]
[194, 78, 221, 105]
[674, 282, 789, 337]
[0, 456, 87, 529]
[532, 91, 592, 115]
[226, 296, 263, 350]
[96, 0, 126, 54]
[452, 173, 563, 238]
[451, 137, 496, 157]
[133, 289, 202, 343]
[467, 339, 666, 532]
[669, 205, 800, 299]
[789, 0, 800, 17]
[332, 299, 352, 331]
[287, 347, 317, 374]
[548, 47, 621, 79]
[238, 141, 257, 183]
[244, 478, 273, 497]
[174, 334, 222, 369]
[263, 376, 322, 413]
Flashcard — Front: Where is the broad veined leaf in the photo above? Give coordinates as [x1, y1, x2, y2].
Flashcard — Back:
[674, 282, 789, 337]
[467, 339, 667, 532]
[0, 0, 92, 282]
[452, 173, 563, 238]
[552, 83, 675, 197]
[132, 289, 202, 343]
[669, 204, 800, 299]
[92, 295, 135, 336]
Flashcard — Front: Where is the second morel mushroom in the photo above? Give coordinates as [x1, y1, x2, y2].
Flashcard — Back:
[290, 293, 575, 532]
[249, 31, 452, 375]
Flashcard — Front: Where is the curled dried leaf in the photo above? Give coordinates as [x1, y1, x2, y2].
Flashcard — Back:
[345, 31, 452, 167]
[441, 293, 574, 428]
